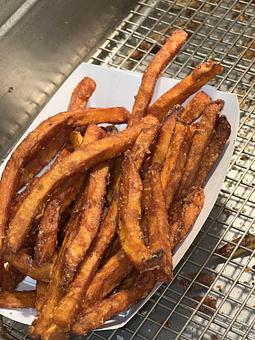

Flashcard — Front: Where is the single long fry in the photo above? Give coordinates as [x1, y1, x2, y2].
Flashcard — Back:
[130, 29, 188, 125]
[118, 152, 161, 272]
[180, 91, 212, 124]
[161, 121, 191, 209]
[147, 167, 172, 281]
[64, 158, 110, 284]
[72, 271, 156, 335]
[68, 76, 96, 111]
[0, 291, 36, 309]
[193, 115, 231, 188]
[34, 200, 61, 265]
[176, 100, 224, 199]
[35, 281, 48, 312]
[83, 250, 133, 308]
[148, 60, 223, 120]
[0, 107, 128, 254]
[170, 187, 205, 249]
[5, 251, 52, 282]
[6, 116, 154, 253]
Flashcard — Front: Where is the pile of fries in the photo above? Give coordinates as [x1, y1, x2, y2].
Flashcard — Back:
[0, 29, 231, 339]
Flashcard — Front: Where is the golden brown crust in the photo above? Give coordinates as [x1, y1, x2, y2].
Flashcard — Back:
[68, 76, 96, 111]
[34, 200, 61, 265]
[147, 167, 172, 281]
[35, 281, 48, 312]
[170, 187, 205, 249]
[83, 250, 133, 309]
[130, 29, 188, 125]
[148, 60, 223, 120]
[63, 159, 110, 284]
[0, 291, 36, 309]
[180, 91, 212, 124]
[193, 115, 231, 188]
[161, 121, 191, 209]
[0, 261, 24, 291]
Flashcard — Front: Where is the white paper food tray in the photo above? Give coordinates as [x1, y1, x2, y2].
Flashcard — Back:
[0, 63, 239, 330]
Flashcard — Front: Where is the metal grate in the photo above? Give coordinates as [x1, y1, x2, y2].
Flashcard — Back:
[2, 0, 255, 339]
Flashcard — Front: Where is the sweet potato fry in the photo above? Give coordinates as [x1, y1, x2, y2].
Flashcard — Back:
[35, 281, 48, 312]
[0, 291, 36, 309]
[170, 187, 205, 249]
[193, 115, 231, 188]
[118, 152, 162, 272]
[180, 91, 212, 124]
[72, 271, 156, 335]
[148, 60, 223, 120]
[34, 200, 61, 265]
[129, 29, 188, 125]
[161, 121, 191, 209]
[5, 251, 52, 282]
[63, 157, 110, 284]
[146, 167, 172, 281]
[0, 107, 128, 254]
[176, 100, 224, 199]
[68, 77, 96, 111]
[82, 250, 133, 308]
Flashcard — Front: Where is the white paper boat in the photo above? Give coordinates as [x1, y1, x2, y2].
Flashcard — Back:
[0, 63, 239, 330]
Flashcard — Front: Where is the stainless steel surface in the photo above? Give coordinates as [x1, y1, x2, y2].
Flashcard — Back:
[1, 0, 255, 339]
[0, 0, 137, 160]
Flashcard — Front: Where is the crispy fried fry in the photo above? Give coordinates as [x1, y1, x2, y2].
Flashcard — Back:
[68, 77, 96, 111]
[83, 250, 133, 308]
[170, 187, 205, 249]
[161, 121, 191, 209]
[72, 271, 156, 335]
[180, 91, 212, 124]
[130, 29, 188, 125]
[0, 291, 36, 309]
[176, 100, 224, 199]
[63, 151, 110, 284]
[5, 251, 52, 282]
[34, 200, 61, 265]
[146, 167, 172, 281]
[193, 115, 231, 188]
[118, 152, 162, 272]
[148, 60, 223, 120]
[0, 107, 128, 254]
[6, 117, 153, 253]
[35, 281, 48, 312]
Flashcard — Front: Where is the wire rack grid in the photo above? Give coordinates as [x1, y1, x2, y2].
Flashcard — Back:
[2, 0, 255, 339]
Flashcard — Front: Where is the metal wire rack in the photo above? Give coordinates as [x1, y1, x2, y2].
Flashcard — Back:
[2, 0, 255, 339]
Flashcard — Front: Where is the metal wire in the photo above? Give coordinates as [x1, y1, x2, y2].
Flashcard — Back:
[2, 0, 255, 339]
